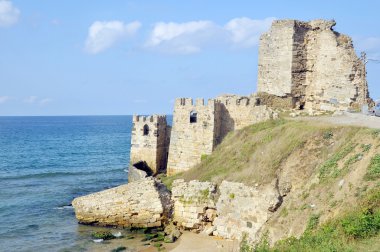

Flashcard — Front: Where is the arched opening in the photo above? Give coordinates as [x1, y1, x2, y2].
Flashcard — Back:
[143, 124, 149, 136]
[190, 111, 197, 123]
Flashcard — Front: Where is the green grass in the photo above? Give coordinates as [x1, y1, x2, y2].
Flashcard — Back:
[318, 142, 358, 181]
[163, 119, 359, 187]
[254, 188, 380, 252]
[365, 154, 380, 181]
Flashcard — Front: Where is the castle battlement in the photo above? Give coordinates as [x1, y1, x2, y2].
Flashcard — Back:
[133, 115, 167, 124]
[174, 98, 216, 108]
[216, 95, 259, 107]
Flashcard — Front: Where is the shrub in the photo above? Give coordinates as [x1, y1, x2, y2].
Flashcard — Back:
[341, 209, 380, 239]
[323, 131, 334, 140]
[239, 233, 254, 252]
[91, 231, 115, 240]
[306, 214, 320, 231]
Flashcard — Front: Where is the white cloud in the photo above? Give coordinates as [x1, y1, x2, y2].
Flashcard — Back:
[145, 17, 275, 54]
[0, 95, 10, 104]
[225, 17, 275, 48]
[85, 20, 141, 54]
[145, 20, 225, 54]
[0, 0, 20, 28]
[145, 21, 215, 53]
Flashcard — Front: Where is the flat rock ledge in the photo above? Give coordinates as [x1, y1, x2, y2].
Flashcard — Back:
[72, 177, 167, 228]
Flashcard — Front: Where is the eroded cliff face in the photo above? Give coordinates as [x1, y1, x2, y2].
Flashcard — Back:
[258, 19, 369, 111]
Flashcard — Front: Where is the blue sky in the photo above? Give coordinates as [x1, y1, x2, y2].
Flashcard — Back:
[0, 0, 379, 116]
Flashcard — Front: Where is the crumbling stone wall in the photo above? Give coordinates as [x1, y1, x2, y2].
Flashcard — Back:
[72, 178, 166, 228]
[303, 20, 369, 111]
[171, 179, 217, 229]
[215, 94, 278, 143]
[213, 181, 281, 241]
[130, 115, 171, 175]
[258, 19, 369, 111]
[167, 97, 277, 175]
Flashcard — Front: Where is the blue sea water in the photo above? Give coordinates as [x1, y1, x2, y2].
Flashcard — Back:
[0, 116, 134, 251]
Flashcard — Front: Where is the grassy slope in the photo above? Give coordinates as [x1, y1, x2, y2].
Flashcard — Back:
[161, 118, 380, 251]
[163, 119, 365, 188]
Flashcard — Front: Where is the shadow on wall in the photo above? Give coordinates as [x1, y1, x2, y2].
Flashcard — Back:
[133, 161, 154, 176]
[216, 104, 235, 146]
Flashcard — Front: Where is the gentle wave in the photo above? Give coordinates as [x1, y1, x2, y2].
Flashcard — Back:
[1, 168, 127, 180]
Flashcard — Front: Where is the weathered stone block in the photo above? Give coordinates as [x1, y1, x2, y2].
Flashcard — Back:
[213, 180, 281, 241]
[72, 177, 170, 228]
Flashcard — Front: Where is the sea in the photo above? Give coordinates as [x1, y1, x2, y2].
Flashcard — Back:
[0, 115, 151, 252]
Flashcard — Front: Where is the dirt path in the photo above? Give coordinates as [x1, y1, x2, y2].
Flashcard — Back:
[168, 232, 238, 252]
[292, 112, 380, 129]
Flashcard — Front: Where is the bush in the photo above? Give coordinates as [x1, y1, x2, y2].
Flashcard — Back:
[341, 209, 380, 239]
[91, 231, 115, 240]
[268, 188, 380, 251]
[306, 214, 320, 231]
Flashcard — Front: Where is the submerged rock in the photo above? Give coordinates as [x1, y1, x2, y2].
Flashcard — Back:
[72, 177, 170, 228]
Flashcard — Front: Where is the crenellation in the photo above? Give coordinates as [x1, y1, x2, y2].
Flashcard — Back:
[195, 98, 204, 106]
[130, 114, 171, 176]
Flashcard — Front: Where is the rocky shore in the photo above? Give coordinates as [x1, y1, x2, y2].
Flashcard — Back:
[72, 176, 282, 246]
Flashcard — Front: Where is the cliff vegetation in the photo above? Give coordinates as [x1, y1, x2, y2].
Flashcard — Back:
[162, 118, 380, 250]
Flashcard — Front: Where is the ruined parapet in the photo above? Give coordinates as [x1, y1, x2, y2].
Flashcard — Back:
[72, 177, 168, 228]
[167, 98, 217, 175]
[258, 19, 369, 111]
[171, 179, 217, 230]
[215, 94, 278, 143]
[213, 181, 281, 241]
[167, 96, 278, 175]
[130, 114, 170, 176]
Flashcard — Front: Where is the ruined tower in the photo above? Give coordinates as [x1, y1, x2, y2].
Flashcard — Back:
[166, 98, 218, 175]
[130, 115, 170, 175]
[258, 19, 369, 111]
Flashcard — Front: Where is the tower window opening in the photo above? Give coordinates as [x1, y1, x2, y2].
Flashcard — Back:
[190, 111, 197, 123]
[143, 124, 149, 136]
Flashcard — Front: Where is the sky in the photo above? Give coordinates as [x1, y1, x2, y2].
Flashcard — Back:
[0, 0, 379, 116]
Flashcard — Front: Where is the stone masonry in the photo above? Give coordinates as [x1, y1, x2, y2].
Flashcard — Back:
[213, 181, 281, 241]
[130, 115, 171, 175]
[166, 96, 277, 175]
[166, 98, 218, 175]
[72, 177, 166, 228]
[258, 19, 369, 111]
[171, 179, 217, 229]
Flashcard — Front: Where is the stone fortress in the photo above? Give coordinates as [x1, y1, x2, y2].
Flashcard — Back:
[129, 19, 370, 178]
[72, 19, 373, 244]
